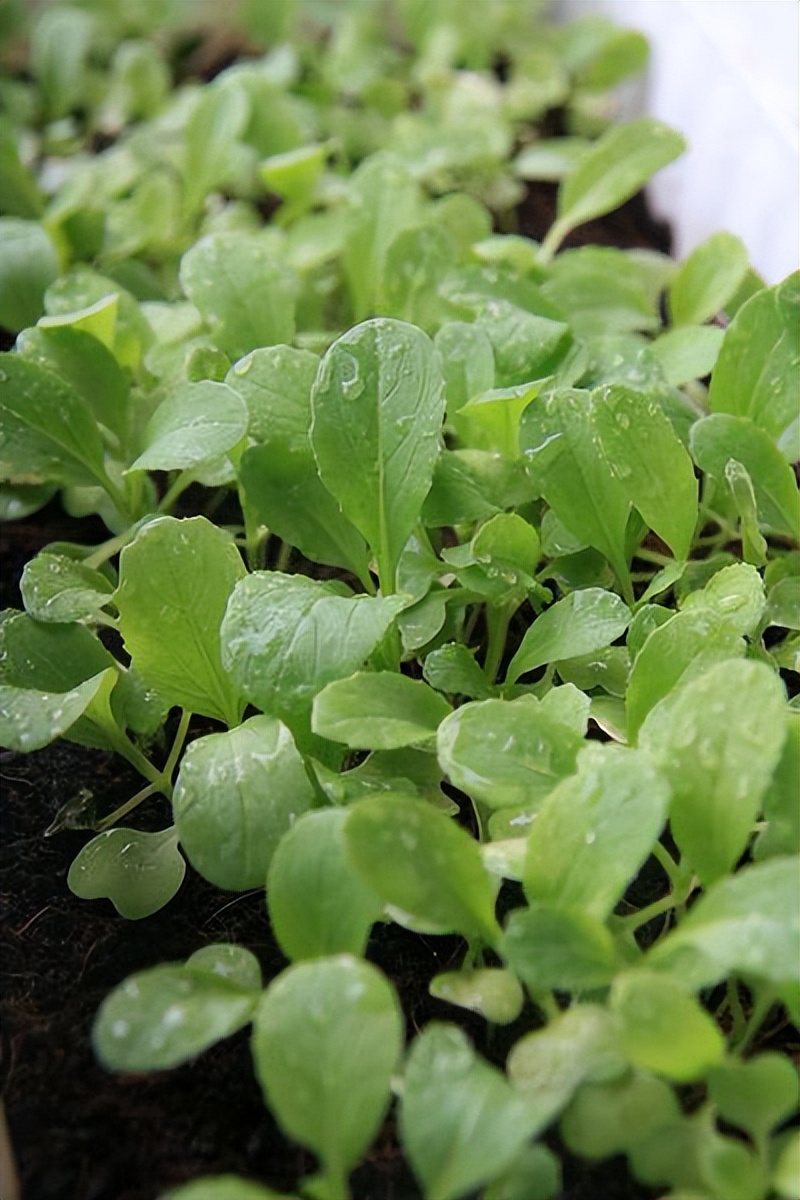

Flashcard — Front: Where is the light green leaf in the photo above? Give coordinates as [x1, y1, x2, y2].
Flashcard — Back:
[708, 272, 799, 456]
[669, 233, 750, 326]
[130, 381, 247, 472]
[0, 669, 115, 753]
[252, 957, 402, 1199]
[312, 671, 451, 750]
[453, 381, 546, 459]
[239, 443, 371, 586]
[647, 855, 800, 990]
[434, 321, 495, 415]
[180, 233, 298, 361]
[310, 318, 444, 592]
[226, 345, 319, 449]
[267, 809, 382, 962]
[342, 151, 423, 321]
[679, 561, 766, 636]
[507, 1005, 625, 1133]
[17, 324, 130, 444]
[401, 1023, 538, 1200]
[161, 1177, 290, 1200]
[626, 607, 745, 738]
[690, 414, 800, 538]
[639, 660, 787, 884]
[116, 516, 246, 727]
[437, 692, 587, 811]
[0, 219, 59, 333]
[381, 223, 457, 328]
[221, 572, 403, 749]
[31, 4, 94, 120]
[649, 325, 725, 387]
[68, 826, 186, 920]
[173, 715, 316, 891]
[345, 792, 501, 944]
[773, 1130, 800, 1200]
[20, 552, 115, 623]
[561, 1070, 680, 1160]
[0, 353, 111, 489]
[429, 968, 524, 1025]
[610, 970, 724, 1081]
[185, 944, 262, 992]
[521, 385, 697, 595]
[423, 643, 494, 701]
[524, 747, 670, 919]
[502, 904, 618, 993]
[766, 576, 800, 630]
[708, 1053, 799, 1142]
[507, 588, 630, 683]
[93, 960, 257, 1072]
[183, 83, 250, 215]
[513, 137, 589, 182]
[543, 119, 685, 259]
[754, 713, 800, 860]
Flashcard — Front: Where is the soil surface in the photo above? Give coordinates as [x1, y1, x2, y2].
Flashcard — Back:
[0, 176, 672, 1200]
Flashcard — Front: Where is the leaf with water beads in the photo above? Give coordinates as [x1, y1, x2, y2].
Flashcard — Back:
[68, 825, 186, 919]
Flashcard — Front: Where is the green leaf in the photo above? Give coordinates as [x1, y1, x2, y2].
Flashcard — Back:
[483, 1144, 561, 1200]
[179, 233, 298, 361]
[226, 344, 319, 449]
[93, 960, 257, 1072]
[161, 1177, 290, 1200]
[429, 968, 524, 1025]
[17, 324, 130, 445]
[754, 713, 800, 860]
[560, 1070, 680, 1159]
[524, 747, 670, 920]
[502, 904, 618, 992]
[0, 119, 44, 219]
[453, 381, 546, 459]
[312, 671, 451, 750]
[381, 223, 457, 328]
[521, 386, 697, 595]
[20, 552, 115, 623]
[649, 325, 725, 387]
[423, 643, 493, 701]
[345, 793, 501, 944]
[239, 443, 371, 587]
[130, 381, 247, 472]
[310, 318, 444, 592]
[708, 1053, 799, 1141]
[434, 321, 495, 416]
[342, 151, 423, 321]
[507, 1005, 625, 1133]
[252, 957, 402, 1199]
[401, 1023, 538, 1200]
[647, 855, 800, 990]
[183, 83, 250, 216]
[708, 272, 800, 456]
[267, 809, 382, 962]
[507, 588, 630, 683]
[626, 607, 745, 739]
[173, 715, 316, 891]
[669, 233, 750, 326]
[690, 414, 800, 538]
[679, 561, 766, 636]
[0, 219, 59, 333]
[639, 660, 787, 884]
[437, 690, 588, 812]
[766, 576, 800, 631]
[116, 516, 246, 727]
[68, 826, 186, 920]
[610, 970, 724, 1081]
[543, 119, 685, 259]
[513, 137, 590, 182]
[696, 1129, 770, 1200]
[30, 4, 94, 120]
[0, 353, 111, 490]
[541, 247, 660, 338]
[773, 1130, 800, 1200]
[0, 669, 116, 753]
[221, 572, 403, 750]
[184, 944, 262, 992]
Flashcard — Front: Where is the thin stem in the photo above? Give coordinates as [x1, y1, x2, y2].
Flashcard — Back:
[484, 602, 513, 683]
[98, 472, 135, 524]
[84, 527, 138, 571]
[618, 891, 677, 935]
[651, 840, 681, 888]
[633, 548, 675, 567]
[162, 708, 191, 785]
[158, 470, 194, 514]
[537, 218, 569, 265]
[96, 780, 160, 831]
[111, 732, 168, 793]
[732, 987, 775, 1056]
[275, 538, 292, 574]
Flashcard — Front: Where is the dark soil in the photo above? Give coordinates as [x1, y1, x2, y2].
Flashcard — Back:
[3, 178, 670, 1200]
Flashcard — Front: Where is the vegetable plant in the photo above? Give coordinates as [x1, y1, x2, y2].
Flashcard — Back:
[1, 3, 798, 1199]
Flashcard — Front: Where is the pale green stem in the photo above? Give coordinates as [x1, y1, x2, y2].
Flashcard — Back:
[96, 780, 160, 832]
[484, 602, 513, 684]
